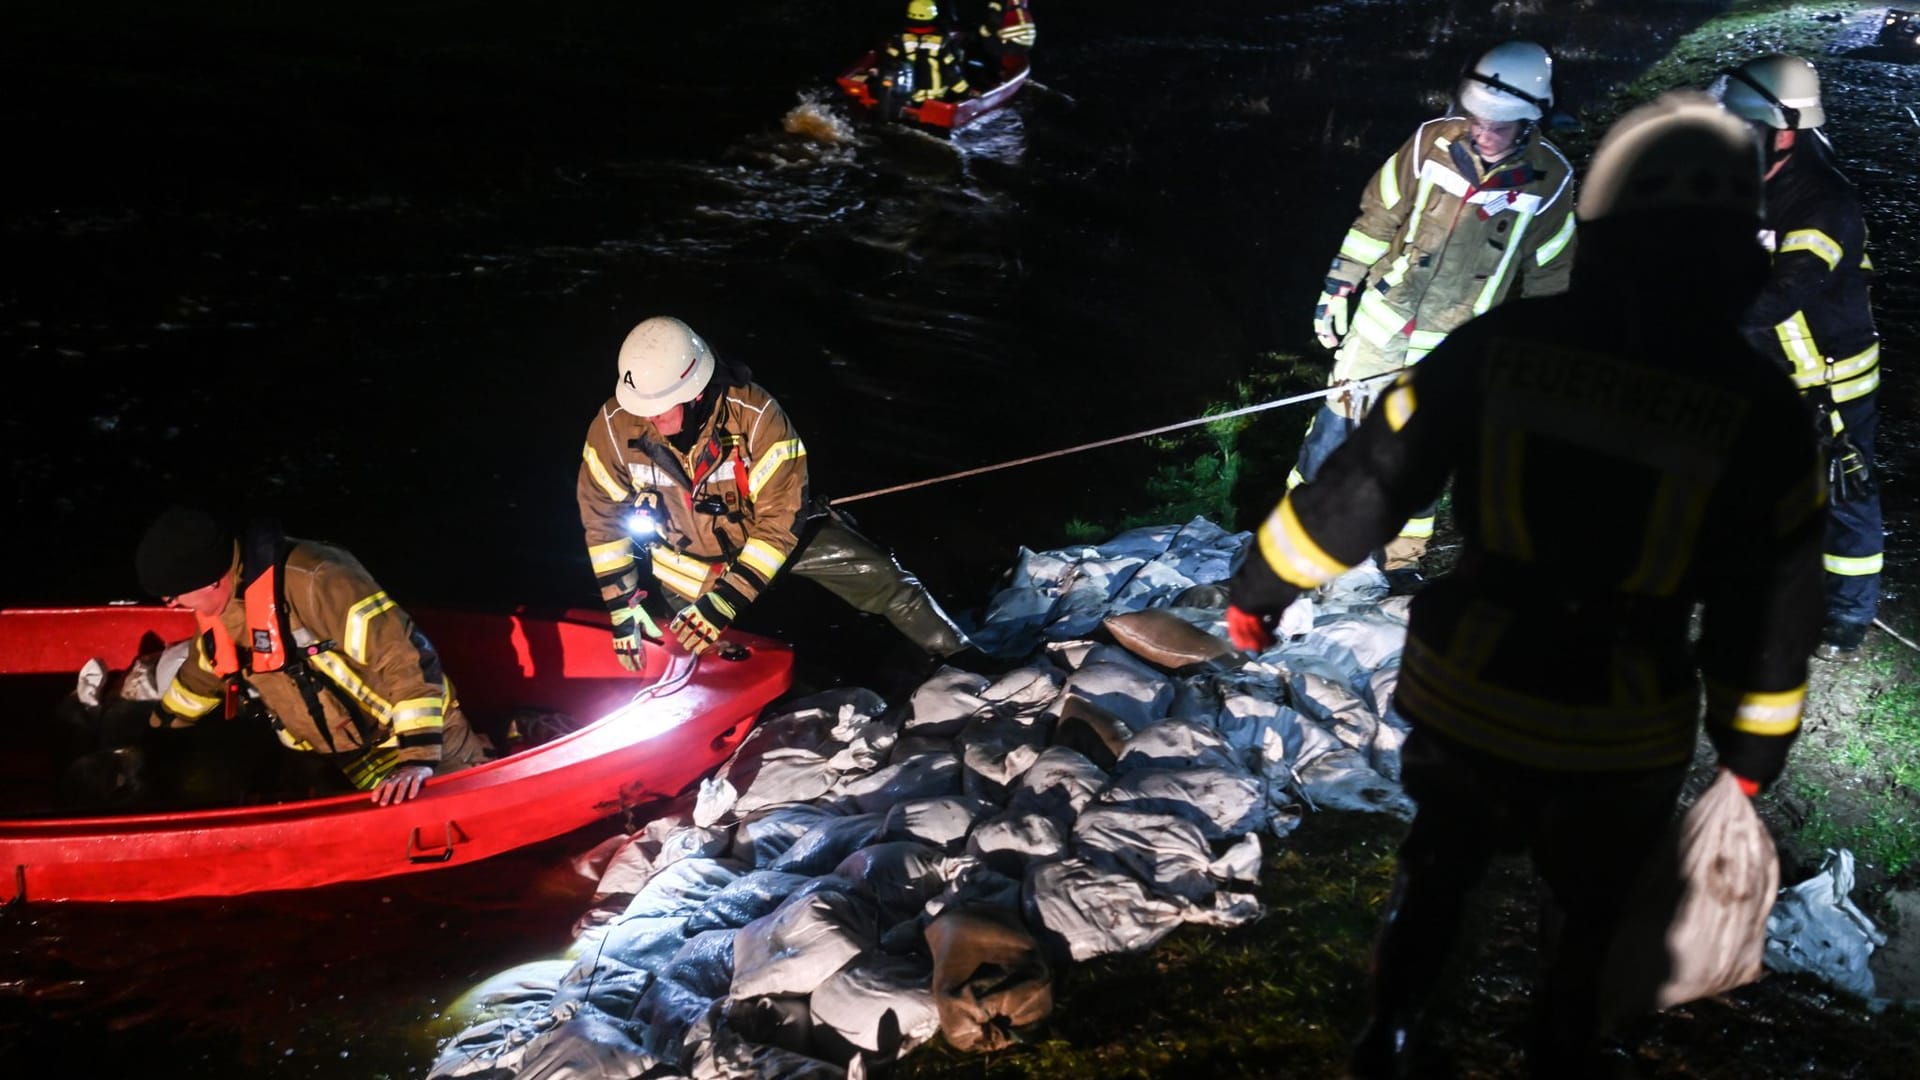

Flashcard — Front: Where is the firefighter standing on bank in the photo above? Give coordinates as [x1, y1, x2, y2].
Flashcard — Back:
[1227, 95, 1824, 1077]
[1301, 41, 1577, 583]
[1718, 53, 1884, 662]
[577, 316, 971, 665]
[137, 505, 490, 805]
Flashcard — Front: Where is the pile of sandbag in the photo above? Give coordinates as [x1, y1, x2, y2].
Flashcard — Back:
[428, 517, 1421, 1078]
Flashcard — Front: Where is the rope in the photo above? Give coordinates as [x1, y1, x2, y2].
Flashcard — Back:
[1875, 617, 1920, 654]
[830, 372, 1393, 506]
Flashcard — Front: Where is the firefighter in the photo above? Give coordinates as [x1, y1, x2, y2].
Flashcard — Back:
[137, 505, 490, 806]
[578, 316, 971, 666]
[977, 0, 1037, 64]
[1718, 54, 1884, 662]
[1301, 41, 1577, 583]
[1227, 94, 1824, 1076]
[873, 0, 971, 109]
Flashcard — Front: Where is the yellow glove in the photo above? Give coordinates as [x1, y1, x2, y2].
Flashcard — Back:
[670, 593, 733, 655]
[1313, 279, 1357, 350]
[607, 591, 662, 672]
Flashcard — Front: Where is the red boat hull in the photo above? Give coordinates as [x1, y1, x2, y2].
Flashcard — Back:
[0, 605, 793, 904]
[835, 51, 1030, 133]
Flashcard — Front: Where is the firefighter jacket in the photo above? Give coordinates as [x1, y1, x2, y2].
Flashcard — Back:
[1744, 138, 1880, 404]
[979, 0, 1036, 58]
[578, 381, 810, 621]
[885, 26, 970, 103]
[156, 541, 465, 787]
[1328, 118, 1577, 387]
[1232, 290, 1825, 785]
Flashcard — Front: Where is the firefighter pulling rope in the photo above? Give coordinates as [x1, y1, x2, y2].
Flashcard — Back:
[829, 372, 1397, 506]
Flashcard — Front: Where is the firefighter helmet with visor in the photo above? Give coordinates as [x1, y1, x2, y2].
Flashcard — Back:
[1715, 53, 1825, 130]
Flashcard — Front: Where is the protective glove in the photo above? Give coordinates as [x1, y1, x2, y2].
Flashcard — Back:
[372, 763, 434, 806]
[1829, 430, 1878, 502]
[670, 592, 733, 655]
[1313, 278, 1358, 350]
[607, 591, 662, 671]
[1226, 604, 1277, 653]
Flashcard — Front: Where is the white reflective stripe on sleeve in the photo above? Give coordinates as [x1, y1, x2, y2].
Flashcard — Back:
[1730, 685, 1805, 737]
[589, 538, 636, 575]
[746, 438, 806, 500]
[389, 696, 445, 736]
[163, 682, 221, 718]
[1780, 228, 1842, 271]
[738, 537, 788, 581]
[1534, 213, 1575, 265]
[1377, 152, 1402, 209]
[583, 445, 628, 502]
[1339, 228, 1391, 265]
[1256, 494, 1349, 590]
[344, 591, 398, 664]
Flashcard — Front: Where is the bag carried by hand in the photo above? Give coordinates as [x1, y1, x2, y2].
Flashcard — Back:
[1600, 769, 1780, 1020]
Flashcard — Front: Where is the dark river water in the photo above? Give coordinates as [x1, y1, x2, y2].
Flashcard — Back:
[4, 1, 1919, 1076]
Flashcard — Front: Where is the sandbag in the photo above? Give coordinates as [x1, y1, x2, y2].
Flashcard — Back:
[1601, 769, 1779, 1019]
[924, 906, 1054, 1052]
[1101, 608, 1239, 672]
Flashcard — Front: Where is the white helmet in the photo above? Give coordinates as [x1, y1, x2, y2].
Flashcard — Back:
[1577, 91, 1763, 225]
[1715, 53, 1825, 130]
[1458, 41, 1553, 122]
[616, 316, 716, 416]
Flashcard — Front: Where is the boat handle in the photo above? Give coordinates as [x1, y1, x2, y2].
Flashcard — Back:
[710, 719, 751, 752]
[406, 821, 466, 863]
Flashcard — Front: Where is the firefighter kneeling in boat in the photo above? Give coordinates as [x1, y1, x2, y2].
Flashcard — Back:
[578, 315, 972, 666]
[137, 506, 490, 806]
[869, 0, 972, 119]
[1228, 95, 1823, 1076]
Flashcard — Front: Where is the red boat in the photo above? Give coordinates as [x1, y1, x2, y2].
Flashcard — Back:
[835, 50, 1030, 133]
[0, 605, 793, 904]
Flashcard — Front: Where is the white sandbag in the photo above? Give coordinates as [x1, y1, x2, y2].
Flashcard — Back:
[686, 870, 813, 934]
[768, 813, 891, 876]
[1028, 855, 1182, 961]
[968, 810, 1069, 864]
[1766, 847, 1885, 1001]
[442, 959, 575, 1030]
[690, 1008, 845, 1079]
[694, 775, 739, 828]
[958, 710, 1051, 795]
[623, 857, 746, 919]
[809, 953, 942, 1055]
[730, 887, 884, 1001]
[499, 1007, 658, 1080]
[882, 796, 995, 852]
[904, 668, 993, 737]
[589, 810, 702, 897]
[1603, 770, 1782, 1017]
[1310, 610, 1408, 676]
[834, 753, 962, 814]
[636, 930, 736, 1065]
[721, 689, 891, 814]
[1292, 672, 1380, 757]
[1056, 655, 1174, 734]
[1071, 806, 1229, 902]
[1113, 717, 1241, 773]
[577, 914, 692, 973]
[559, 949, 656, 1031]
[831, 841, 952, 922]
[734, 804, 848, 869]
[1008, 746, 1111, 823]
[1312, 560, 1390, 614]
[1098, 766, 1269, 840]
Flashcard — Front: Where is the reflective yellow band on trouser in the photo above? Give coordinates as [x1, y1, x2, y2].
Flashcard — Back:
[1257, 493, 1349, 590]
[651, 546, 719, 601]
[1825, 553, 1883, 576]
[589, 538, 636, 576]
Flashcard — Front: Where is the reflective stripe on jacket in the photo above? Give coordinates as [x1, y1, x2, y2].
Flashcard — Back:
[157, 542, 460, 779]
[1236, 291, 1824, 783]
[1329, 117, 1577, 385]
[885, 29, 970, 103]
[578, 382, 810, 612]
[1745, 140, 1880, 403]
